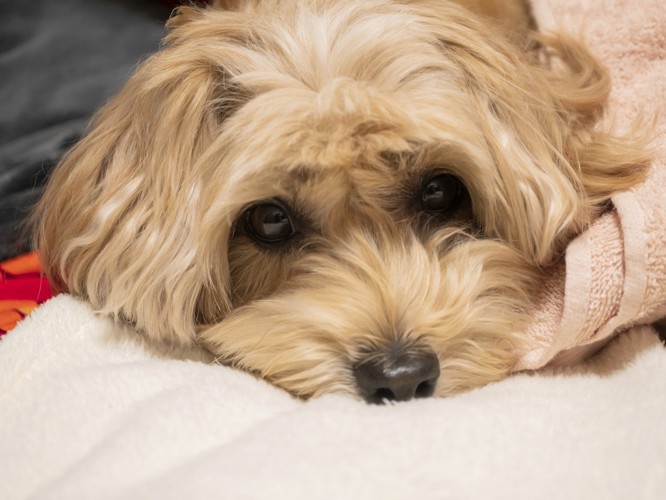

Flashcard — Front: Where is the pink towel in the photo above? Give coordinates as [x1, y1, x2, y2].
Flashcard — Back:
[515, 0, 666, 370]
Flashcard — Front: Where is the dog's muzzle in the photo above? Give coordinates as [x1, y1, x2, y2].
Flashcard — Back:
[353, 347, 440, 404]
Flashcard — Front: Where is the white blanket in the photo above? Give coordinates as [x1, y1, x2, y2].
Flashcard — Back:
[1, 294, 665, 500]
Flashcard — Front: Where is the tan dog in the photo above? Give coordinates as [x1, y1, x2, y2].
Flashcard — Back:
[34, 0, 649, 402]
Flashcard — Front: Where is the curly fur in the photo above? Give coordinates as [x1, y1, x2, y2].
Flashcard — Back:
[33, 0, 650, 399]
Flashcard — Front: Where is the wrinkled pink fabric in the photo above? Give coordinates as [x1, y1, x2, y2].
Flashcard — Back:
[515, 0, 666, 371]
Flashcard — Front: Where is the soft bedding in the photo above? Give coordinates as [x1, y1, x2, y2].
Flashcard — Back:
[0, 295, 664, 499]
[1, 1, 665, 499]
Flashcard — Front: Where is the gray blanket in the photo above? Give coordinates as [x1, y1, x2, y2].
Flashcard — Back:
[0, 0, 168, 260]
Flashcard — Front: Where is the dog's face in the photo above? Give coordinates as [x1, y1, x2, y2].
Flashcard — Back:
[35, 0, 647, 402]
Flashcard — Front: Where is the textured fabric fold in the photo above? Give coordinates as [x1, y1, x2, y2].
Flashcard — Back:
[517, 0, 666, 371]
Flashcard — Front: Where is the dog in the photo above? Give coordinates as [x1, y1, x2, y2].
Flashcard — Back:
[33, 0, 650, 403]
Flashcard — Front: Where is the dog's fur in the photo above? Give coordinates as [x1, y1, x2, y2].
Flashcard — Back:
[34, 0, 650, 400]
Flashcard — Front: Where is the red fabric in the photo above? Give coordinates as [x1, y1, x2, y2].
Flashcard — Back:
[0, 253, 54, 336]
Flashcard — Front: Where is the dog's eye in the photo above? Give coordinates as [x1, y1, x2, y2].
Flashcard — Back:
[421, 174, 463, 213]
[245, 202, 296, 245]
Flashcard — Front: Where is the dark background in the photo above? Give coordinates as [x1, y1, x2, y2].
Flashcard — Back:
[0, 0, 176, 260]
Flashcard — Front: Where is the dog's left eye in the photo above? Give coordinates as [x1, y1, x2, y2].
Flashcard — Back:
[421, 174, 464, 214]
[244, 202, 296, 245]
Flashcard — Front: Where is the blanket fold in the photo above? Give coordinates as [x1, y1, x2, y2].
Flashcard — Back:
[517, 0, 666, 370]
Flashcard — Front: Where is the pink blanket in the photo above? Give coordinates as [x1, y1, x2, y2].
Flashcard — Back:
[516, 0, 666, 370]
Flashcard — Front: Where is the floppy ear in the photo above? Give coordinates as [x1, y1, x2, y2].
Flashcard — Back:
[33, 6, 248, 344]
[531, 32, 651, 206]
[421, 5, 649, 263]
[502, 31, 650, 261]
[479, 34, 649, 263]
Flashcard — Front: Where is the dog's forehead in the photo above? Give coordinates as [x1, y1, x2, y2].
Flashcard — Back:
[218, 69, 483, 177]
[210, 82, 489, 221]
[206, 1, 481, 161]
[200, 1, 498, 218]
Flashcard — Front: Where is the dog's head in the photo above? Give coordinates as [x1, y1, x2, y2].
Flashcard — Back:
[35, 1, 648, 401]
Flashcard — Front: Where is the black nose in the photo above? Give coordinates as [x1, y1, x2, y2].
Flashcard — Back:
[353, 349, 440, 403]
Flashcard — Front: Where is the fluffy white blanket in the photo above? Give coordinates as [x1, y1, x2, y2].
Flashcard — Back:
[1, 295, 665, 499]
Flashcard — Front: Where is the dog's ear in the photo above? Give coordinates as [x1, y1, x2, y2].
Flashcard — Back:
[484, 34, 649, 262]
[33, 6, 249, 344]
[423, 6, 649, 263]
[530, 32, 651, 207]
[510, 32, 650, 262]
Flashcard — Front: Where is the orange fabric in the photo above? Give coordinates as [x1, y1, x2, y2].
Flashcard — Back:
[0, 252, 53, 336]
[1, 300, 39, 315]
[0, 252, 42, 275]
[0, 311, 25, 331]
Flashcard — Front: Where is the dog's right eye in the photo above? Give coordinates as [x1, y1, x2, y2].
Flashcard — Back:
[244, 202, 296, 246]
[420, 173, 464, 214]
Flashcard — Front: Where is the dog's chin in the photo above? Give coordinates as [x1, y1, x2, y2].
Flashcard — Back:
[198, 233, 537, 401]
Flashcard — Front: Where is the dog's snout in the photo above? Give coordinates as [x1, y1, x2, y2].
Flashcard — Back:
[354, 349, 440, 403]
